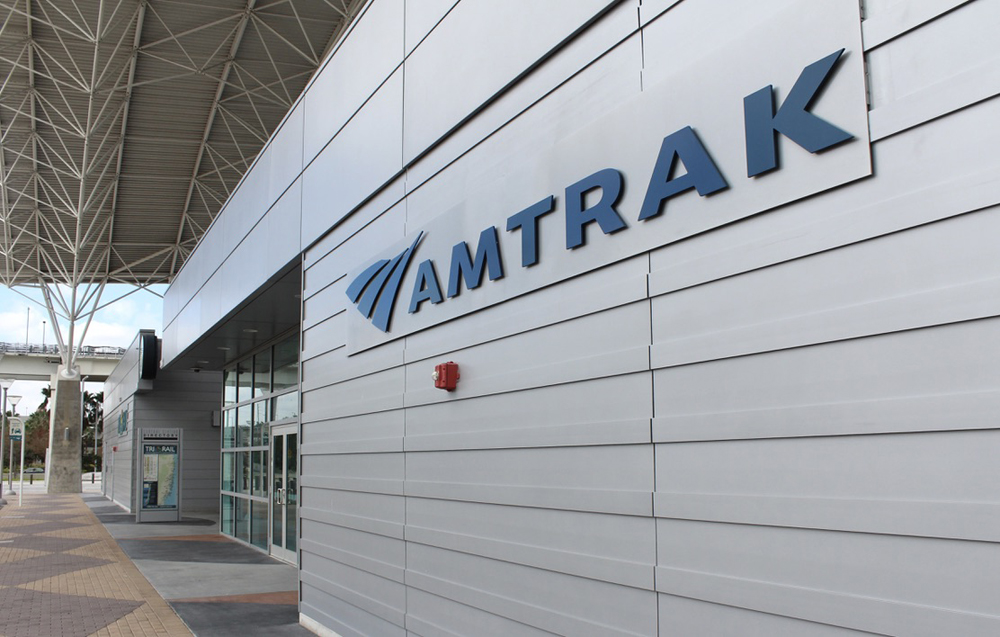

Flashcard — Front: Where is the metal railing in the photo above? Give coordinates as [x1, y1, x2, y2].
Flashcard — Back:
[0, 343, 126, 358]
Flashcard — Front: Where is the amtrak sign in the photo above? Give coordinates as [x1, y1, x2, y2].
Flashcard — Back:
[347, 1, 870, 352]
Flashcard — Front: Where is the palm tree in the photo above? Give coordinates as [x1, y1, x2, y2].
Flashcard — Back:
[83, 391, 103, 429]
[38, 385, 52, 412]
[24, 410, 49, 466]
[82, 391, 104, 475]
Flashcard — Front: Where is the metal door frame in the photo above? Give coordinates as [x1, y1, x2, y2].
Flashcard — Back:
[269, 423, 297, 564]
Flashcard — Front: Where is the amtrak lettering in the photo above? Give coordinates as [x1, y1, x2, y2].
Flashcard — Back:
[348, 50, 855, 334]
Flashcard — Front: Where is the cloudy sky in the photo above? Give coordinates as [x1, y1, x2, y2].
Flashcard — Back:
[0, 284, 165, 415]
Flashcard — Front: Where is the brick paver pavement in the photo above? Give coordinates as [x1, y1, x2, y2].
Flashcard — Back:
[0, 494, 192, 637]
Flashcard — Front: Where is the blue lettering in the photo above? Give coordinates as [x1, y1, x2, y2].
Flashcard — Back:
[352, 49, 857, 334]
[447, 226, 504, 298]
[565, 168, 627, 250]
[408, 259, 444, 313]
[744, 49, 853, 177]
[506, 196, 554, 267]
[638, 126, 727, 221]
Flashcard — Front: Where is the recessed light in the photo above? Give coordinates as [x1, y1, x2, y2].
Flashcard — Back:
[197, 360, 210, 365]
[217, 346, 230, 351]
[243, 328, 258, 334]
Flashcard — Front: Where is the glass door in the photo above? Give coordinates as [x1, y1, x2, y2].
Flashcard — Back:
[270, 425, 297, 563]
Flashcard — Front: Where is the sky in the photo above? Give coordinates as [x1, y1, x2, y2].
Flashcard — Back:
[0, 284, 165, 415]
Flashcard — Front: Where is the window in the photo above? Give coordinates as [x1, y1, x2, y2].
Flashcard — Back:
[237, 359, 252, 403]
[222, 410, 235, 448]
[272, 335, 298, 393]
[219, 332, 299, 549]
[223, 367, 237, 406]
[254, 349, 271, 397]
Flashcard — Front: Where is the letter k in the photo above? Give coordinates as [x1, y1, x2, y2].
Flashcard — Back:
[744, 49, 854, 177]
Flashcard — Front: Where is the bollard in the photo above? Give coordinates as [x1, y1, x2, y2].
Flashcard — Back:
[29, 474, 33, 485]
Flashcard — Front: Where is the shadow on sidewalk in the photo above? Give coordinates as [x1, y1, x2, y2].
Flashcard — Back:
[82, 494, 309, 637]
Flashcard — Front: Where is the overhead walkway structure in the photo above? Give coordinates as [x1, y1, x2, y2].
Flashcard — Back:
[0, 342, 124, 381]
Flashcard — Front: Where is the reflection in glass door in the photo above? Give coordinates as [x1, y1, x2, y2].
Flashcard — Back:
[270, 426, 297, 563]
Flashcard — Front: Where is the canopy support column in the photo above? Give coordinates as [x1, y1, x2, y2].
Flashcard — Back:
[47, 365, 82, 493]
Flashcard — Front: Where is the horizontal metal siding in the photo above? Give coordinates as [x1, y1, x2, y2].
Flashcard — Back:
[299, 4, 657, 631]
[644, 0, 1000, 633]
[400, 0, 619, 164]
[243, 0, 1000, 635]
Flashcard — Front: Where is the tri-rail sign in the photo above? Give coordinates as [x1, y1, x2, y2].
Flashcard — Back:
[9, 417, 23, 442]
[346, 1, 870, 352]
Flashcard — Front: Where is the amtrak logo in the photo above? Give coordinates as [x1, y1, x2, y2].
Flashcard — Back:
[345, 232, 423, 332]
[347, 49, 859, 338]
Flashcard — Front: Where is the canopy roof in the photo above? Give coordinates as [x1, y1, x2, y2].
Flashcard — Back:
[0, 0, 362, 289]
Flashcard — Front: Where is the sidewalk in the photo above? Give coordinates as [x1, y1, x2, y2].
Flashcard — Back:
[0, 492, 191, 636]
[1, 487, 307, 637]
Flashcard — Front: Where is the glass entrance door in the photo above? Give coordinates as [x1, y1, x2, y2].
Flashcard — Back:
[270, 426, 297, 563]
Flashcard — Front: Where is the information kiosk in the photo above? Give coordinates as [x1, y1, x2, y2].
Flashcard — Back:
[135, 428, 182, 522]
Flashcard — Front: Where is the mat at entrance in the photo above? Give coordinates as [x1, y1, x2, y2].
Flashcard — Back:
[82, 494, 309, 637]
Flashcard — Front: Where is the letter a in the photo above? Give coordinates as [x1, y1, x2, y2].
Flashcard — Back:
[638, 127, 727, 221]
[409, 259, 443, 313]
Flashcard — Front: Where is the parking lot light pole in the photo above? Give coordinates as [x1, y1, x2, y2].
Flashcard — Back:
[5, 395, 20, 496]
[0, 379, 12, 506]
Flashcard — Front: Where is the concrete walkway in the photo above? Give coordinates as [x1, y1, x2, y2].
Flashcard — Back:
[0, 490, 307, 637]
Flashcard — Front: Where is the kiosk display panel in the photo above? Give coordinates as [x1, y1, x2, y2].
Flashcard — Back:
[136, 428, 182, 522]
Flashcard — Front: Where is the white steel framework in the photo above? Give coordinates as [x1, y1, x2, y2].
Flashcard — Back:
[0, 0, 362, 368]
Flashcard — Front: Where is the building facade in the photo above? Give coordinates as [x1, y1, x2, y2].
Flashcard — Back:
[104, 331, 222, 514]
[159, 1, 1000, 635]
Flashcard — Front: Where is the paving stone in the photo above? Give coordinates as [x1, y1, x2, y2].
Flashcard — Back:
[0, 534, 99, 553]
[0, 587, 144, 637]
[0, 552, 114, 586]
[0, 519, 91, 535]
[0, 494, 192, 636]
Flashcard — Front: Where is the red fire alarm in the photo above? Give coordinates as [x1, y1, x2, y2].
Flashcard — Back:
[433, 361, 460, 391]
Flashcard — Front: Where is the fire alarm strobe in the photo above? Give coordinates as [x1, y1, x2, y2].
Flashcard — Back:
[433, 361, 460, 391]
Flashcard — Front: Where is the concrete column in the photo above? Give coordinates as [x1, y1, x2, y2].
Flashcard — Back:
[47, 366, 82, 494]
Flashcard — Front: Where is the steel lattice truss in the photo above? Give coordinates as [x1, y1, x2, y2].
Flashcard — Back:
[0, 0, 360, 367]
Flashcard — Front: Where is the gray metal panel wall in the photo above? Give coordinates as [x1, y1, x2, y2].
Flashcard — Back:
[103, 330, 150, 409]
[103, 399, 135, 512]
[160, 0, 405, 366]
[104, 333, 222, 515]
[160, 0, 629, 366]
[133, 369, 223, 514]
[103, 331, 150, 511]
[644, 2, 1000, 633]
[170, 0, 1000, 634]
